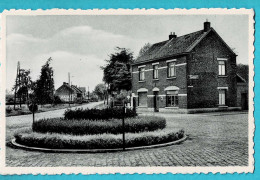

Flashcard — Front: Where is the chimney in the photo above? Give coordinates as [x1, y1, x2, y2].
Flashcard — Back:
[169, 32, 177, 40]
[204, 20, 211, 32]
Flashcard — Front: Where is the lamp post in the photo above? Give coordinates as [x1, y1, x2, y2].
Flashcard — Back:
[28, 103, 38, 129]
[122, 100, 126, 151]
[106, 84, 109, 106]
[68, 73, 74, 107]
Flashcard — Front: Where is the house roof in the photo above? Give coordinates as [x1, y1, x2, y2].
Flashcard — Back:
[236, 74, 247, 83]
[134, 28, 236, 64]
[56, 83, 74, 93]
[56, 83, 83, 94]
[78, 87, 86, 93]
[71, 85, 83, 94]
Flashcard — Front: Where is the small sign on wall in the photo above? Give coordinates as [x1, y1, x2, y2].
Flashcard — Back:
[189, 75, 199, 79]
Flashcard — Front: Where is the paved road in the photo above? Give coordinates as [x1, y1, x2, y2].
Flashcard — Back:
[6, 109, 248, 167]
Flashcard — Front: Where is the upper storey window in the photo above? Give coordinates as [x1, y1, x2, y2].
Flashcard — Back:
[218, 58, 227, 76]
[153, 64, 159, 79]
[167, 61, 176, 77]
[139, 67, 145, 81]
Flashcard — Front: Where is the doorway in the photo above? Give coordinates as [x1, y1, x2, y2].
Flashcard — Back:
[153, 91, 159, 112]
[241, 93, 248, 110]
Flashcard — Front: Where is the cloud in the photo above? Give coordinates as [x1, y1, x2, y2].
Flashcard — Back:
[59, 26, 124, 39]
[7, 33, 46, 43]
[22, 51, 105, 91]
[6, 25, 147, 91]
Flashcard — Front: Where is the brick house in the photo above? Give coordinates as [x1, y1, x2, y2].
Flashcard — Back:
[55, 82, 84, 103]
[236, 74, 248, 110]
[78, 87, 87, 98]
[131, 21, 244, 112]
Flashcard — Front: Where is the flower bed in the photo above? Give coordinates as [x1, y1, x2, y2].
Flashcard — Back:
[14, 128, 185, 149]
[32, 116, 166, 135]
[64, 107, 137, 120]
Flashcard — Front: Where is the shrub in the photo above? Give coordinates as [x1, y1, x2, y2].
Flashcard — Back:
[64, 107, 137, 120]
[6, 106, 12, 114]
[53, 95, 62, 105]
[14, 128, 185, 149]
[32, 116, 166, 135]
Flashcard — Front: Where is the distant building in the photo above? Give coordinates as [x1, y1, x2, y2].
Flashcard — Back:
[236, 74, 248, 110]
[78, 87, 86, 98]
[55, 82, 84, 102]
[131, 21, 247, 112]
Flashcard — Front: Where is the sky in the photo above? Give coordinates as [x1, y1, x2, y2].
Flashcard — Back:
[6, 14, 249, 92]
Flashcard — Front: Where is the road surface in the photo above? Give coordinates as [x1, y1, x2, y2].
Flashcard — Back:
[5, 108, 249, 167]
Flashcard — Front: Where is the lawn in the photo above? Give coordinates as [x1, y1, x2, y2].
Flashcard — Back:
[6, 103, 88, 117]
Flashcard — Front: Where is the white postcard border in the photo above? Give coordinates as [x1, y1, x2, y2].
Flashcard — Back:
[0, 8, 255, 174]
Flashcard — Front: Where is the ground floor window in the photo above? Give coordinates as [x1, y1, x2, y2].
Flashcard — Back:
[219, 89, 226, 105]
[138, 92, 147, 107]
[166, 90, 179, 107]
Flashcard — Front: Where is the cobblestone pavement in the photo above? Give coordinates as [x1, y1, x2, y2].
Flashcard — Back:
[5, 109, 248, 167]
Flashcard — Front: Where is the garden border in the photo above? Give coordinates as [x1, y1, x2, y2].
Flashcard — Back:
[11, 135, 188, 153]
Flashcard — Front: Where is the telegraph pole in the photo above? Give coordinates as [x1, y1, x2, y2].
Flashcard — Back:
[18, 68, 21, 107]
[122, 100, 126, 151]
[68, 72, 70, 107]
[13, 61, 20, 110]
[88, 86, 90, 101]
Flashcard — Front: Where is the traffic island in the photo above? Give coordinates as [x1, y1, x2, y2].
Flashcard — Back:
[11, 133, 187, 153]
[12, 107, 186, 153]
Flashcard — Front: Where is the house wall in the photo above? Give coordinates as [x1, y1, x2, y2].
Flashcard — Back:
[132, 55, 188, 109]
[187, 30, 237, 108]
[55, 86, 76, 102]
[237, 83, 248, 108]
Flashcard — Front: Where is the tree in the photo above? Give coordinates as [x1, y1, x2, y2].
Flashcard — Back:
[137, 43, 151, 58]
[93, 83, 106, 100]
[12, 69, 33, 104]
[237, 63, 249, 82]
[34, 58, 55, 105]
[102, 47, 133, 92]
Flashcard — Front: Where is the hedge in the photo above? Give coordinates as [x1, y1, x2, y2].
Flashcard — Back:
[64, 107, 137, 120]
[32, 116, 166, 135]
[14, 128, 185, 149]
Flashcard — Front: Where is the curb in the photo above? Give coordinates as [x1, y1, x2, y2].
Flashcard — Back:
[11, 135, 188, 153]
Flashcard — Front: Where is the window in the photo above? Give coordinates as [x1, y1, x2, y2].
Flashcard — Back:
[218, 60, 226, 76]
[166, 90, 179, 107]
[139, 67, 145, 81]
[167, 62, 176, 77]
[153, 64, 159, 79]
[219, 89, 226, 105]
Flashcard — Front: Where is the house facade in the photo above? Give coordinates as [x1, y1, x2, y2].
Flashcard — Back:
[131, 21, 241, 112]
[55, 82, 84, 103]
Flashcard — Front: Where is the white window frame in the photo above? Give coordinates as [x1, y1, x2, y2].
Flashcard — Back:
[219, 89, 226, 105]
[166, 90, 179, 107]
[218, 60, 226, 76]
[167, 62, 176, 77]
[139, 67, 145, 81]
[153, 64, 159, 79]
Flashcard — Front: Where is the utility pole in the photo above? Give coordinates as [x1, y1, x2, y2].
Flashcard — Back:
[68, 72, 70, 107]
[88, 86, 90, 100]
[106, 84, 109, 106]
[122, 100, 126, 151]
[13, 61, 20, 110]
[18, 68, 22, 107]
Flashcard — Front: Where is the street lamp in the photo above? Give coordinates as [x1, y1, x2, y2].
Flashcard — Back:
[68, 73, 74, 107]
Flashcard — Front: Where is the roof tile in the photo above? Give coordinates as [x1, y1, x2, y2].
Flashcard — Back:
[135, 30, 205, 63]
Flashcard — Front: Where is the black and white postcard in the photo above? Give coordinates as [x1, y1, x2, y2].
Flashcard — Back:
[0, 8, 255, 174]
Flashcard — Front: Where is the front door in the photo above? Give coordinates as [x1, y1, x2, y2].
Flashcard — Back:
[241, 93, 248, 110]
[154, 92, 159, 112]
